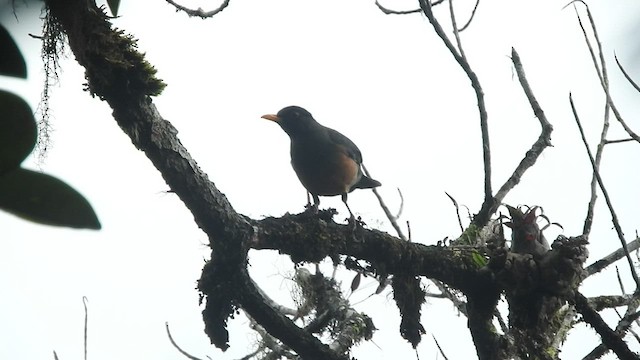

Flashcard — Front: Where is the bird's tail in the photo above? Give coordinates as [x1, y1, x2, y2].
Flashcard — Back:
[353, 164, 381, 190]
[354, 175, 381, 189]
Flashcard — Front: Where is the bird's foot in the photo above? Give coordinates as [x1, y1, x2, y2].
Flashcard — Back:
[304, 203, 319, 214]
[347, 215, 366, 234]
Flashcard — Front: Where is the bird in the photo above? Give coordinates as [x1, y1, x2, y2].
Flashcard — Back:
[504, 205, 550, 257]
[261, 105, 381, 218]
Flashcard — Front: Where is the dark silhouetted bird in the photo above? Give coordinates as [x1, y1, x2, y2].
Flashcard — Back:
[261, 106, 381, 218]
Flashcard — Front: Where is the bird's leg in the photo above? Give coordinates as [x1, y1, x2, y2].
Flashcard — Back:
[310, 194, 320, 214]
[306, 191, 312, 208]
[341, 193, 355, 221]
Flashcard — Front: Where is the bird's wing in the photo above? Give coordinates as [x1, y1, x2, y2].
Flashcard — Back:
[326, 127, 363, 164]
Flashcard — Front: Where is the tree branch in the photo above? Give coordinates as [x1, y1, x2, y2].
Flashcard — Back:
[374, 0, 421, 15]
[418, 0, 493, 227]
[492, 49, 553, 210]
[569, 94, 640, 288]
[586, 236, 640, 276]
[615, 53, 640, 94]
[569, 1, 640, 144]
[571, 2, 611, 237]
[165, 0, 231, 19]
[574, 292, 640, 360]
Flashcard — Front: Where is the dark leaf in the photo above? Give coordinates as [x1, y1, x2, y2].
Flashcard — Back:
[0, 90, 37, 174]
[351, 272, 362, 292]
[0, 168, 101, 229]
[0, 24, 27, 78]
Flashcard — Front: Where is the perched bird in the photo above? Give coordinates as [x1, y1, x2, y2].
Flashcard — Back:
[504, 205, 550, 257]
[261, 106, 381, 218]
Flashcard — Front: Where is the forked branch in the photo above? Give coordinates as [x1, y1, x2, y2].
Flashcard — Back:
[417, 0, 493, 227]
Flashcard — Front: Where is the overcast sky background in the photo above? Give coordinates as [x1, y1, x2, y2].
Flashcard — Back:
[2, 0, 640, 359]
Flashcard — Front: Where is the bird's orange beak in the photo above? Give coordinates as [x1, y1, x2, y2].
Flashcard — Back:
[261, 114, 280, 122]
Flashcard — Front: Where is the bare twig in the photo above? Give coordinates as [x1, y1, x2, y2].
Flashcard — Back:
[83, 296, 88, 360]
[374, 0, 421, 15]
[448, 0, 465, 57]
[491, 49, 553, 214]
[494, 310, 508, 335]
[432, 335, 450, 360]
[395, 188, 405, 219]
[605, 138, 635, 145]
[615, 53, 640, 93]
[431, 280, 467, 317]
[363, 165, 407, 241]
[569, 94, 640, 288]
[568, 1, 640, 144]
[375, 0, 446, 14]
[248, 316, 295, 360]
[418, 0, 492, 227]
[586, 237, 640, 276]
[165, 0, 231, 18]
[570, 2, 611, 236]
[166, 322, 206, 360]
[458, 0, 481, 32]
[617, 266, 628, 295]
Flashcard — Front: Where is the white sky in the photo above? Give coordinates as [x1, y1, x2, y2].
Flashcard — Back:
[2, 0, 640, 359]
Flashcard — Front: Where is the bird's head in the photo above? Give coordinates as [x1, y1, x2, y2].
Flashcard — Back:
[261, 106, 319, 138]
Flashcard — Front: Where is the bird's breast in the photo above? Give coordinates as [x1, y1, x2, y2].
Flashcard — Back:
[290, 140, 361, 196]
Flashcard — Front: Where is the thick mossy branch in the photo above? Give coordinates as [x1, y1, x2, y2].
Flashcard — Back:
[198, 257, 239, 350]
[392, 274, 426, 348]
[253, 211, 489, 294]
[494, 236, 589, 359]
[44, 2, 165, 103]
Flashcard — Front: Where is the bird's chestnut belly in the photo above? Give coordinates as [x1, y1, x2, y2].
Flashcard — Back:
[290, 146, 360, 196]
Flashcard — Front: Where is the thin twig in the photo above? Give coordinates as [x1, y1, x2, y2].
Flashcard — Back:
[614, 53, 640, 93]
[432, 335, 450, 360]
[83, 296, 88, 360]
[567, 1, 640, 144]
[494, 309, 509, 335]
[165, 0, 231, 18]
[605, 138, 635, 145]
[363, 165, 407, 241]
[571, 2, 611, 236]
[431, 280, 467, 317]
[418, 0, 492, 227]
[617, 266, 627, 295]
[569, 94, 640, 288]
[374, 0, 421, 15]
[458, 0, 481, 32]
[395, 188, 405, 219]
[448, 0, 465, 57]
[166, 322, 206, 360]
